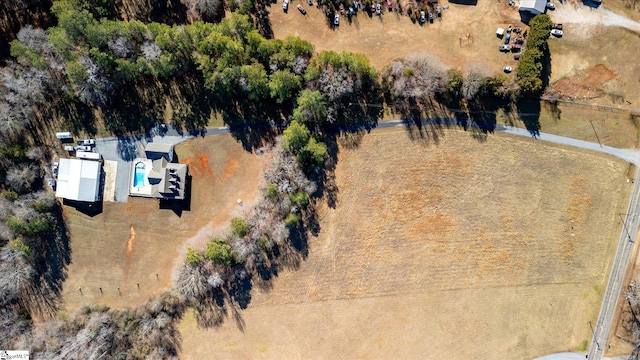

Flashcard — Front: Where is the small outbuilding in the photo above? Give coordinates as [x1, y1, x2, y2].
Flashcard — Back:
[519, 0, 546, 14]
[144, 143, 174, 162]
[496, 27, 505, 37]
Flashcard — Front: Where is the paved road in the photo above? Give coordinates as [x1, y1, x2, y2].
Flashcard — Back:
[587, 172, 640, 360]
[96, 119, 640, 202]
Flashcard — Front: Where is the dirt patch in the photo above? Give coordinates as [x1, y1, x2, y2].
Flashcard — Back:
[179, 128, 631, 359]
[60, 134, 266, 312]
[551, 64, 618, 100]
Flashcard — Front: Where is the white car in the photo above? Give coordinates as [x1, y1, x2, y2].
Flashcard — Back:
[47, 178, 56, 190]
[550, 29, 563, 37]
[52, 162, 59, 176]
[503, 66, 513, 73]
[334, 14, 339, 25]
[546, 2, 555, 10]
[76, 145, 93, 152]
[282, 0, 288, 11]
[77, 139, 95, 146]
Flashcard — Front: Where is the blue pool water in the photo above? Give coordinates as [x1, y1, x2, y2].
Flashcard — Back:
[133, 162, 145, 188]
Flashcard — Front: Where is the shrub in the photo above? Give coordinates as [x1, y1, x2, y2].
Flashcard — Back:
[284, 212, 301, 227]
[264, 183, 279, 199]
[6, 216, 28, 236]
[185, 247, 204, 266]
[8, 239, 30, 258]
[289, 191, 310, 207]
[282, 120, 310, 153]
[205, 238, 235, 266]
[230, 217, 249, 237]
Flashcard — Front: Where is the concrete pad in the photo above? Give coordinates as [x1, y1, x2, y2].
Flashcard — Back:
[102, 160, 117, 202]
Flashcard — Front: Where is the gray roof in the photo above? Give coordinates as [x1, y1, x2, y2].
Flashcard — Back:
[149, 159, 188, 200]
[55, 158, 101, 202]
[145, 143, 174, 161]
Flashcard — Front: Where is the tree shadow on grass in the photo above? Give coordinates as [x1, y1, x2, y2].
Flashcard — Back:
[515, 97, 541, 137]
[23, 203, 72, 319]
[217, 100, 285, 153]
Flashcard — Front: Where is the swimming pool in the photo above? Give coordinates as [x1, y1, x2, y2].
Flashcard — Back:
[133, 162, 145, 188]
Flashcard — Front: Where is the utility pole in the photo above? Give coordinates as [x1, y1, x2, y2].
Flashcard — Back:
[589, 321, 600, 350]
[619, 214, 635, 243]
[589, 119, 603, 148]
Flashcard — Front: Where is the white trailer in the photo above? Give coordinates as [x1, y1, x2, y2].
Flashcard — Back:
[56, 131, 73, 140]
[75, 151, 102, 161]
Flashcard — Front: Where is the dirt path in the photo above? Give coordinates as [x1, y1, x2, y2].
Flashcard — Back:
[553, 5, 640, 33]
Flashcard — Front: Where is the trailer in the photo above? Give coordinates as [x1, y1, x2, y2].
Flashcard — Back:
[56, 132, 72, 140]
[75, 151, 102, 161]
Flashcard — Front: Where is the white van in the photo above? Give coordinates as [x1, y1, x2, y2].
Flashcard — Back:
[75, 151, 102, 160]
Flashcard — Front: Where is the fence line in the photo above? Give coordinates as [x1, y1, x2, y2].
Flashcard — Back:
[541, 97, 632, 114]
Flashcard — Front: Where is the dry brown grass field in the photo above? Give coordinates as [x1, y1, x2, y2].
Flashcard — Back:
[269, 0, 519, 72]
[60, 135, 267, 312]
[179, 127, 632, 359]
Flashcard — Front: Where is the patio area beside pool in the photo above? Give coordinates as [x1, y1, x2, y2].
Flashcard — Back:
[129, 158, 154, 197]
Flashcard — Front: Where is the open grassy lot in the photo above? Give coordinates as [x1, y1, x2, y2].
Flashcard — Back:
[60, 135, 266, 312]
[179, 127, 631, 359]
[269, 0, 521, 72]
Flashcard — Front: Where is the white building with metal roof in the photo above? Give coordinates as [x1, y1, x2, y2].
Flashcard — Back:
[519, 0, 546, 14]
[55, 158, 102, 202]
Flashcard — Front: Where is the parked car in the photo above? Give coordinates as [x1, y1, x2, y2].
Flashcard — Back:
[507, 25, 512, 33]
[514, 37, 525, 44]
[339, 3, 345, 13]
[514, 53, 521, 60]
[47, 178, 56, 190]
[386, 0, 392, 10]
[297, 4, 306, 14]
[546, 2, 555, 10]
[334, 13, 340, 25]
[307, 0, 312, 5]
[503, 66, 513, 73]
[375, 3, 381, 15]
[77, 139, 95, 146]
[354, 0, 359, 10]
[551, 29, 563, 37]
[511, 44, 522, 51]
[499, 44, 511, 52]
[428, 11, 433, 23]
[282, 0, 288, 11]
[76, 145, 92, 152]
[64, 145, 75, 152]
[419, 10, 425, 23]
[436, 6, 441, 17]
[552, 23, 563, 30]
[52, 162, 59, 176]
[349, 6, 355, 15]
[513, 27, 522, 34]
[504, 33, 511, 44]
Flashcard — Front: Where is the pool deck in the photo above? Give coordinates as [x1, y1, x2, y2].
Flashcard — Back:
[129, 158, 154, 197]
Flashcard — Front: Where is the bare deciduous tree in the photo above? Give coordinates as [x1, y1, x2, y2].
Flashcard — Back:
[383, 53, 446, 104]
[141, 41, 162, 62]
[5, 164, 39, 194]
[107, 36, 133, 58]
[174, 262, 210, 302]
[186, 0, 223, 20]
